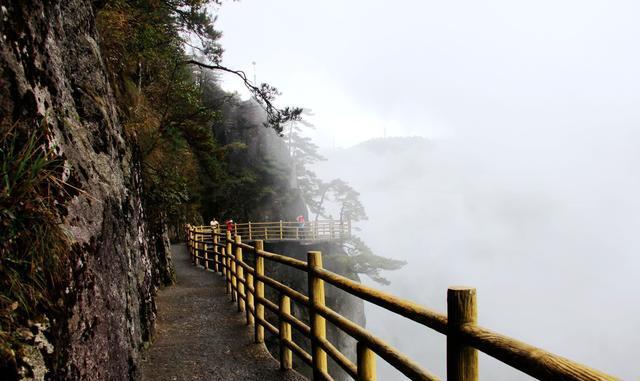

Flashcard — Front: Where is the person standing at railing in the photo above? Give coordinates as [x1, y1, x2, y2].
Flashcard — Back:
[225, 219, 234, 234]
[296, 215, 305, 239]
[210, 218, 219, 231]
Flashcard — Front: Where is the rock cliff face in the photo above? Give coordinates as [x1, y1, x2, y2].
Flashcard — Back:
[0, 1, 171, 379]
[261, 241, 365, 381]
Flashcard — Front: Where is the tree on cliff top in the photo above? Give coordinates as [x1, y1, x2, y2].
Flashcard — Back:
[282, 118, 405, 284]
[98, 0, 303, 231]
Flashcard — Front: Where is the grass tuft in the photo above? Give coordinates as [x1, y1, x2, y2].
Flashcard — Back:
[0, 120, 72, 375]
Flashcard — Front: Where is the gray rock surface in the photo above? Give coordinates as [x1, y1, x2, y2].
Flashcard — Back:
[0, 1, 172, 379]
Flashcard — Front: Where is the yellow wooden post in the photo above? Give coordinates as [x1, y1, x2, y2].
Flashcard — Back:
[230, 235, 237, 302]
[279, 220, 283, 239]
[248, 222, 252, 240]
[200, 231, 204, 264]
[188, 228, 193, 260]
[279, 294, 293, 370]
[199, 230, 204, 267]
[217, 228, 222, 273]
[246, 270, 254, 326]
[357, 342, 376, 381]
[204, 243, 209, 270]
[226, 231, 233, 297]
[221, 246, 228, 294]
[447, 287, 478, 381]
[193, 230, 198, 262]
[213, 230, 219, 273]
[200, 232, 204, 264]
[235, 235, 245, 312]
[192, 228, 195, 258]
[254, 240, 265, 344]
[195, 232, 201, 265]
[308, 251, 328, 379]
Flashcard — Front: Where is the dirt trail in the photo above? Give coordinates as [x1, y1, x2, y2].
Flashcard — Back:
[141, 244, 306, 381]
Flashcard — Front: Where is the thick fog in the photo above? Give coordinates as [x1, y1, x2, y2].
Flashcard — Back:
[313, 132, 639, 379]
[215, 1, 640, 379]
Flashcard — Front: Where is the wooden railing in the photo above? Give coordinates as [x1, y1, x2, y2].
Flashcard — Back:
[186, 224, 620, 381]
[229, 220, 351, 241]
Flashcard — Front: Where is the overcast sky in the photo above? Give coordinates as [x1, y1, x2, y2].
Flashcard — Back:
[215, 0, 640, 149]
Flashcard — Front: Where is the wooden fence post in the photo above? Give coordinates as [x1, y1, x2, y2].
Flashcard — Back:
[190, 229, 194, 262]
[213, 230, 219, 273]
[200, 230, 204, 264]
[199, 230, 203, 263]
[226, 231, 233, 297]
[447, 287, 478, 381]
[280, 220, 283, 239]
[192, 231, 197, 264]
[357, 342, 377, 381]
[246, 270, 254, 326]
[188, 228, 193, 260]
[308, 251, 328, 379]
[204, 243, 209, 270]
[235, 235, 244, 312]
[221, 246, 229, 294]
[254, 240, 265, 344]
[265, 226, 268, 240]
[230, 235, 237, 302]
[279, 294, 293, 370]
[196, 230, 200, 265]
[193, 230, 197, 263]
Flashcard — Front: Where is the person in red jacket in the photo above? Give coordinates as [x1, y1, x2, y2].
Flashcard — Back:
[225, 219, 234, 234]
[296, 215, 305, 239]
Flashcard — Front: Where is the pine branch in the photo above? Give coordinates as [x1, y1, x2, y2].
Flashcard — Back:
[184, 60, 302, 133]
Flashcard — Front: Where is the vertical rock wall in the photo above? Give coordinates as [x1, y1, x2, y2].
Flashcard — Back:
[0, 1, 171, 379]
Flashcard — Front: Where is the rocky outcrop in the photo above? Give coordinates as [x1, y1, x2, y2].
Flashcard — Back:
[0, 1, 171, 380]
[261, 241, 365, 381]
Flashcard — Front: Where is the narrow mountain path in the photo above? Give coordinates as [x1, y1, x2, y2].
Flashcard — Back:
[141, 244, 306, 381]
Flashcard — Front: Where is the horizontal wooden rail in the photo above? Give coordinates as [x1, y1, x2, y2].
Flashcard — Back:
[207, 219, 351, 242]
[312, 266, 449, 334]
[316, 335, 357, 379]
[185, 224, 620, 381]
[313, 301, 438, 381]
